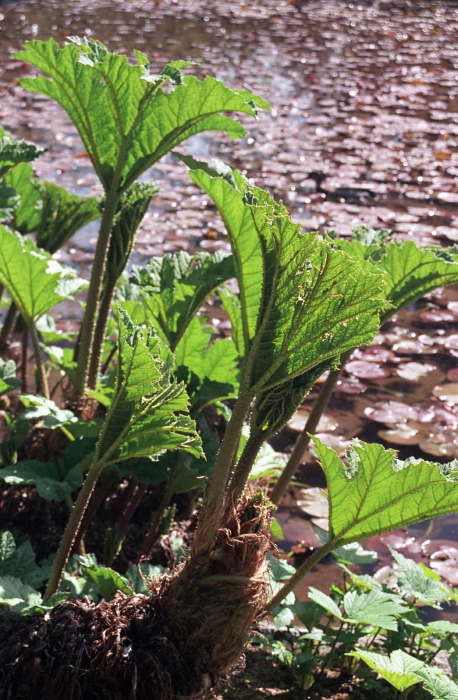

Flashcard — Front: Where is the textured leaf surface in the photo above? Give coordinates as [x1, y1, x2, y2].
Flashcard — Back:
[95, 308, 202, 469]
[342, 589, 405, 631]
[414, 666, 458, 700]
[128, 250, 234, 349]
[0, 225, 86, 322]
[312, 437, 458, 544]
[390, 548, 450, 605]
[3, 162, 42, 233]
[16, 38, 268, 193]
[0, 128, 44, 177]
[349, 648, 423, 691]
[338, 239, 458, 322]
[185, 161, 385, 392]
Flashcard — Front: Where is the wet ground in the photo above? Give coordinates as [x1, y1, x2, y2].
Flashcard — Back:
[1, 0, 458, 590]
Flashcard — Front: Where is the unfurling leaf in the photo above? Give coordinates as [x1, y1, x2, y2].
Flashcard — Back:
[93, 307, 202, 470]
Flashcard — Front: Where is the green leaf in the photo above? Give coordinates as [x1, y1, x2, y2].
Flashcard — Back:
[308, 587, 344, 620]
[35, 180, 100, 253]
[175, 317, 239, 407]
[349, 648, 423, 691]
[16, 38, 268, 193]
[0, 358, 20, 396]
[311, 437, 458, 545]
[0, 532, 45, 587]
[337, 239, 458, 322]
[19, 394, 78, 429]
[0, 128, 44, 177]
[0, 225, 86, 323]
[270, 641, 294, 664]
[94, 307, 202, 469]
[0, 458, 83, 501]
[0, 575, 43, 613]
[3, 162, 42, 233]
[125, 563, 165, 594]
[78, 562, 133, 601]
[390, 548, 450, 605]
[127, 250, 234, 350]
[185, 161, 385, 393]
[343, 589, 405, 631]
[414, 668, 458, 700]
[332, 541, 378, 565]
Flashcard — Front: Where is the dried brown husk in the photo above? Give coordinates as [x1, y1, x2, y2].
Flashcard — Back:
[0, 495, 273, 699]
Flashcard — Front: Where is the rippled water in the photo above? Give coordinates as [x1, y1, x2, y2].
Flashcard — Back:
[1, 0, 458, 601]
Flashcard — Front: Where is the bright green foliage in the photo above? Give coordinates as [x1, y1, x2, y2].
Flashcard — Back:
[124, 250, 235, 349]
[312, 437, 458, 544]
[390, 548, 451, 606]
[16, 38, 268, 194]
[183, 160, 386, 393]
[348, 648, 423, 691]
[308, 587, 405, 631]
[414, 667, 458, 700]
[0, 532, 44, 588]
[76, 556, 134, 601]
[3, 162, 99, 248]
[337, 235, 458, 322]
[93, 307, 202, 468]
[0, 225, 86, 323]
[35, 180, 100, 253]
[3, 162, 42, 232]
[0, 127, 44, 177]
[175, 318, 239, 408]
[0, 359, 20, 396]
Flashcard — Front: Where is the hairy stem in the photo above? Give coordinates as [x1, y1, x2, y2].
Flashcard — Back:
[87, 277, 116, 390]
[193, 390, 253, 556]
[270, 351, 352, 506]
[227, 431, 266, 503]
[30, 322, 49, 399]
[44, 460, 104, 600]
[135, 488, 173, 564]
[72, 469, 118, 555]
[266, 538, 337, 611]
[73, 191, 120, 401]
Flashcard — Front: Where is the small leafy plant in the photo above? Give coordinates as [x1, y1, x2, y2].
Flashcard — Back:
[266, 550, 458, 698]
[0, 37, 457, 699]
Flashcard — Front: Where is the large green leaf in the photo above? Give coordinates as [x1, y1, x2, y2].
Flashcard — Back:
[16, 38, 269, 193]
[185, 160, 386, 393]
[93, 307, 202, 469]
[126, 250, 235, 350]
[312, 437, 458, 544]
[337, 237, 458, 322]
[0, 225, 86, 323]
